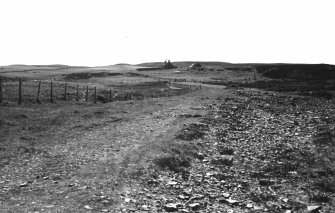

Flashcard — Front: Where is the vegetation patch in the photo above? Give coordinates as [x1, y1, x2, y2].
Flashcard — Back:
[175, 123, 209, 141]
[310, 192, 332, 203]
[217, 145, 234, 155]
[154, 154, 191, 173]
[314, 177, 335, 193]
[63, 72, 122, 80]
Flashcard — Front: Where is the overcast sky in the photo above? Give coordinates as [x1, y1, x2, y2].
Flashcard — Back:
[0, 0, 334, 66]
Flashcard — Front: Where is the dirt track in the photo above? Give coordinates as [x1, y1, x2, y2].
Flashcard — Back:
[0, 87, 229, 212]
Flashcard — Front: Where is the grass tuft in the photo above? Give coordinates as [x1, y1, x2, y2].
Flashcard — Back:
[154, 154, 191, 173]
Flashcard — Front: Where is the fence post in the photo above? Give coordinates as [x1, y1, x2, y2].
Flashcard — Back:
[50, 81, 53, 103]
[18, 78, 22, 105]
[109, 90, 112, 102]
[64, 83, 67, 100]
[76, 85, 79, 101]
[0, 76, 3, 103]
[94, 87, 97, 104]
[85, 86, 89, 102]
[36, 81, 41, 102]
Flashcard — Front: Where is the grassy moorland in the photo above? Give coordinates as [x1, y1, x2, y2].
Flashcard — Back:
[0, 62, 335, 212]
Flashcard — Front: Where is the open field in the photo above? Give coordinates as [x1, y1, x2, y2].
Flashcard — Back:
[1, 62, 335, 212]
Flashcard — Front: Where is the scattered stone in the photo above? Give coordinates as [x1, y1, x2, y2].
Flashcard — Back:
[220, 198, 239, 205]
[307, 206, 322, 212]
[67, 183, 76, 187]
[189, 203, 201, 210]
[194, 152, 205, 160]
[164, 203, 179, 212]
[78, 185, 88, 190]
[147, 179, 159, 185]
[253, 205, 263, 211]
[141, 205, 150, 211]
[281, 198, 289, 203]
[178, 195, 188, 200]
[167, 181, 178, 186]
[222, 192, 230, 198]
[19, 182, 28, 187]
[84, 205, 93, 210]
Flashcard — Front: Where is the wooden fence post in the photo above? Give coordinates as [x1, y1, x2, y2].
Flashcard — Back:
[94, 87, 97, 103]
[0, 76, 3, 103]
[85, 86, 89, 102]
[18, 78, 22, 105]
[76, 85, 79, 101]
[36, 81, 41, 102]
[50, 81, 53, 103]
[64, 83, 67, 100]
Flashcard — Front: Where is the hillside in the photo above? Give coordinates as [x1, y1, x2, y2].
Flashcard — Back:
[137, 61, 233, 68]
[137, 61, 335, 81]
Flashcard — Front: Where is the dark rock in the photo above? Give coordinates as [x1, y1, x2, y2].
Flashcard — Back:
[259, 179, 275, 186]
[97, 94, 106, 102]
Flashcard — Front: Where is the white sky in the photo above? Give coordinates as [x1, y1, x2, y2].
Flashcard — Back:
[0, 0, 334, 66]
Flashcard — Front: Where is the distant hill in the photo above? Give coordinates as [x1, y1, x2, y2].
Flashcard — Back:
[137, 61, 233, 68]
[137, 61, 335, 80]
[114, 63, 131, 66]
[3, 61, 335, 81]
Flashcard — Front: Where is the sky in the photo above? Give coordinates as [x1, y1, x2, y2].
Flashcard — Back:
[0, 0, 334, 66]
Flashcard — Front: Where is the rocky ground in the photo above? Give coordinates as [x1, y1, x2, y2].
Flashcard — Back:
[117, 89, 335, 213]
[1, 86, 334, 213]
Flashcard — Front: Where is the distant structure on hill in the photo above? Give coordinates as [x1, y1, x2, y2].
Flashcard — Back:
[164, 60, 176, 69]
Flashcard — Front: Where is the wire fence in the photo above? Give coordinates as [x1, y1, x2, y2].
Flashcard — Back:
[0, 77, 201, 105]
